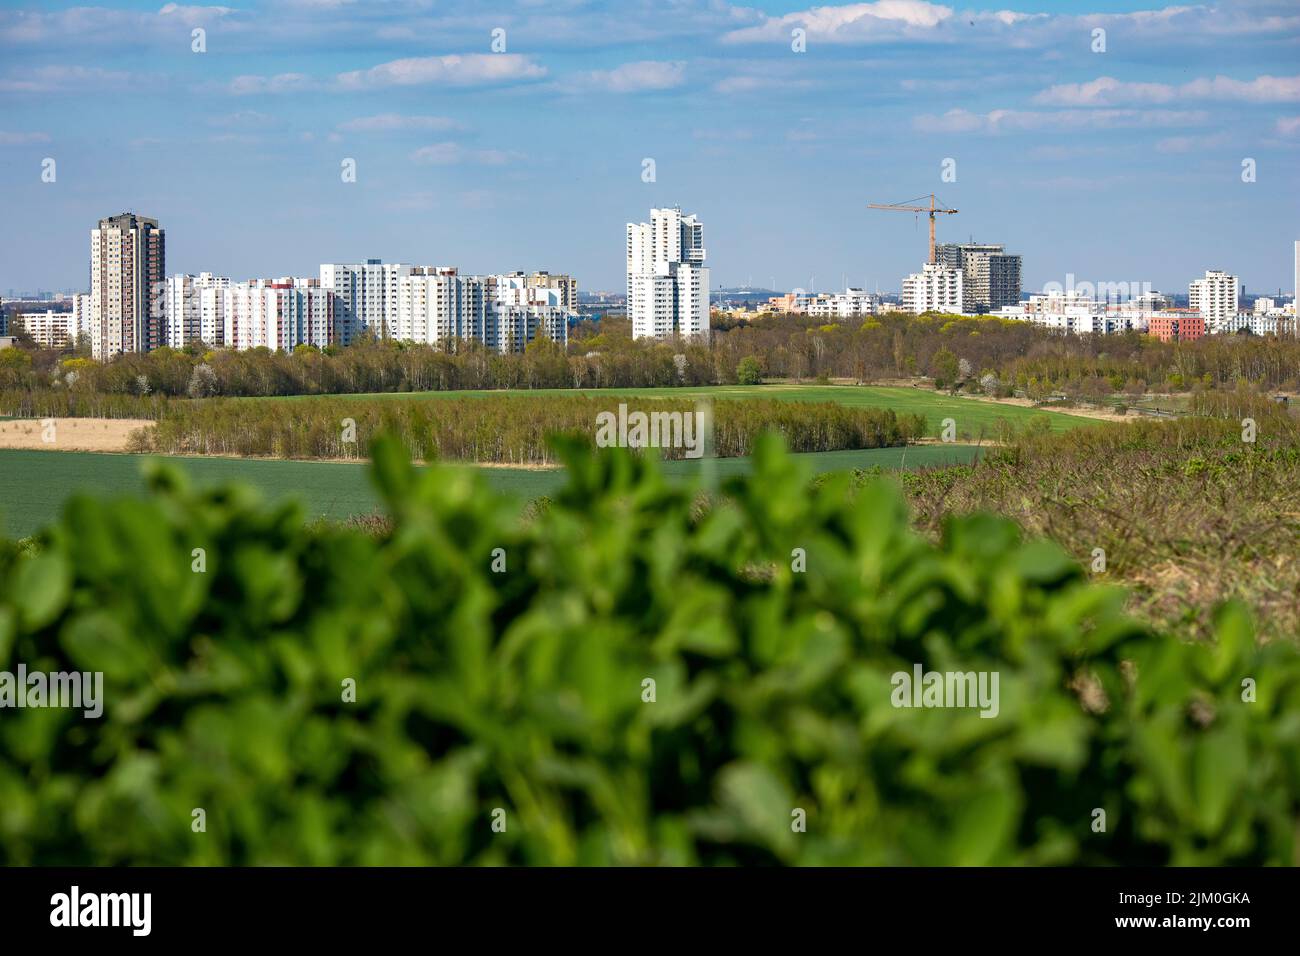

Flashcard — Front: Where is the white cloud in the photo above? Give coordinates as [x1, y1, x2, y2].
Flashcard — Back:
[1155, 132, 1229, 153]
[410, 142, 521, 166]
[571, 60, 687, 93]
[228, 73, 312, 95]
[723, 1, 957, 43]
[0, 65, 134, 93]
[208, 110, 280, 128]
[1035, 74, 1300, 106]
[337, 54, 545, 90]
[1276, 116, 1300, 136]
[0, 130, 50, 145]
[913, 107, 1208, 133]
[157, 4, 235, 23]
[338, 114, 462, 133]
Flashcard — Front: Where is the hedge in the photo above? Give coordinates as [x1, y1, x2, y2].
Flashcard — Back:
[0, 434, 1297, 864]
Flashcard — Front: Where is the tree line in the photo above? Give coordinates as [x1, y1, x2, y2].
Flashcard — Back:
[5, 312, 1300, 405]
[139, 395, 925, 463]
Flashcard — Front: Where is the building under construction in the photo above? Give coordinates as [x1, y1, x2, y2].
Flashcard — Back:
[936, 242, 1022, 314]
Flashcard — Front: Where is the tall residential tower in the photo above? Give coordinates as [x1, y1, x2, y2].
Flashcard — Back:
[89, 213, 166, 359]
[626, 207, 710, 340]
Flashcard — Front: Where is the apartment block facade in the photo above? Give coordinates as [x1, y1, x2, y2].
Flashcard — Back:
[902, 263, 964, 314]
[626, 207, 710, 340]
[1189, 270, 1239, 328]
[320, 260, 412, 344]
[13, 309, 74, 349]
[223, 279, 334, 351]
[89, 213, 166, 359]
[164, 272, 231, 349]
[393, 268, 569, 353]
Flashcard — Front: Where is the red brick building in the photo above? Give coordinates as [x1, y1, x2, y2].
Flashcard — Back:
[1147, 310, 1206, 342]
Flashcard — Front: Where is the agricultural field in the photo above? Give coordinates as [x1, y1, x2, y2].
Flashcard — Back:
[0, 443, 982, 540]
[255, 384, 1093, 437]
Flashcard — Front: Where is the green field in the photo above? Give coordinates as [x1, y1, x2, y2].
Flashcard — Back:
[254, 384, 1092, 436]
[0, 444, 982, 539]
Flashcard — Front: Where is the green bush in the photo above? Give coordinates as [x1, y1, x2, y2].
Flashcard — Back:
[1, 434, 1297, 865]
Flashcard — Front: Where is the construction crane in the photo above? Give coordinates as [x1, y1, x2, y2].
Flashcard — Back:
[867, 194, 958, 264]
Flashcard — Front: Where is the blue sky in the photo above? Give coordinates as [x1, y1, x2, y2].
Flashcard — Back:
[1, 0, 1297, 297]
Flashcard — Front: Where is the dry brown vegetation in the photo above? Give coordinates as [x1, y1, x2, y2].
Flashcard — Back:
[0, 417, 154, 452]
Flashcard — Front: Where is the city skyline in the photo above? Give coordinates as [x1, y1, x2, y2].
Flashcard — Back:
[1, 0, 1298, 295]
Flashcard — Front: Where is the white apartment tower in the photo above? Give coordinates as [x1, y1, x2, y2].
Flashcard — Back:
[165, 272, 231, 349]
[394, 268, 569, 353]
[71, 293, 93, 345]
[223, 280, 334, 352]
[320, 260, 412, 344]
[626, 207, 710, 340]
[902, 262, 964, 314]
[1189, 270, 1240, 328]
[395, 268, 487, 347]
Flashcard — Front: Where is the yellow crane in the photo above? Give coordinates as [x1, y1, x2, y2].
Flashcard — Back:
[867, 194, 958, 264]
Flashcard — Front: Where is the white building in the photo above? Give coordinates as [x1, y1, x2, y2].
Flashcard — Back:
[13, 309, 74, 348]
[994, 301, 1150, 335]
[320, 260, 412, 345]
[165, 272, 231, 349]
[1189, 270, 1239, 328]
[626, 207, 710, 340]
[902, 263, 963, 314]
[485, 272, 570, 352]
[393, 268, 570, 353]
[806, 288, 878, 319]
[71, 293, 93, 345]
[396, 268, 483, 346]
[1211, 312, 1285, 336]
[223, 280, 334, 352]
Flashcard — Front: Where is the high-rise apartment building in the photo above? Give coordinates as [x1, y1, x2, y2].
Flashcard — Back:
[489, 273, 570, 352]
[165, 272, 231, 349]
[1189, 270, 1240, 328]
[487, 271, 578, 313]
[89, 213, 166, 359]
[320, 260, 412, 344]
[902, 262, 964, 314]
[396, 268, 486, 347]
[223, 279, 334, 351]
[71, 292, 93, 345]
[626, 207, 710, 340]
[394, 268, 569, 353]
[935, 242, 1021, 313]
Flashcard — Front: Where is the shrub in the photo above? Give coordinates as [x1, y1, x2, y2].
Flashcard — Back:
[0, 434, 1297, 865]
[736, 357, 762, 385]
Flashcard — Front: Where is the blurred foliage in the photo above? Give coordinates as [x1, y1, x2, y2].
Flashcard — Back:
[1, 433, 1297, 865]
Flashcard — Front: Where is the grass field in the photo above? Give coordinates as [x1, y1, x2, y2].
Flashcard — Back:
[0, 444, 981, 539]
[254, 384, 1092, 437]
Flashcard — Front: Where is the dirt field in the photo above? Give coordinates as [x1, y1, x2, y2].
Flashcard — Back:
[0, 418, 154, 452]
